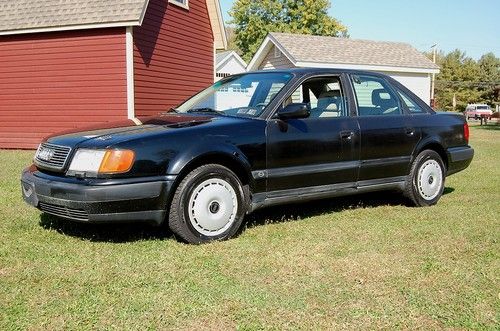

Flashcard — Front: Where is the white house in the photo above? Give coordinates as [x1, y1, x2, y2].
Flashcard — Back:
[216, 50, 247, 81]
[214, 50, 249, 109]
[247, 33, 440, 105]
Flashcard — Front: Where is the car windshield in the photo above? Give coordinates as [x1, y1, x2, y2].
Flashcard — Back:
[174, 72, 293, 118]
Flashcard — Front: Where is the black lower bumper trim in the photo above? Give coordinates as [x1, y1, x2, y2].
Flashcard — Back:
[22, 169, 175, 225]
[448, 146, 474, 162]
[447, 146, 474, 176]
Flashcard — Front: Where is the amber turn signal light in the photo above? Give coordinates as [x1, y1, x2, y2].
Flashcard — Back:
[98, 150, 135, 174]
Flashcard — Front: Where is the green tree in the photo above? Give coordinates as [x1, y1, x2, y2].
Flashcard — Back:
[229, 0, 348, 62]
[477, 52, 500, 106]
[433, 50, 481, 112]
[224, 26, 241, 53]
[431, 50, 500, 112]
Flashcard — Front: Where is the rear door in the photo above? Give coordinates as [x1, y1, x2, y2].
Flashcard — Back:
[266, 75, 360, 192]
[349, 74, 420, 182]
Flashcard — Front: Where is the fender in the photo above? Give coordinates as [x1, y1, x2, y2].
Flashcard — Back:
[166, 136, 254, 185]
[410, 136, 447, 168]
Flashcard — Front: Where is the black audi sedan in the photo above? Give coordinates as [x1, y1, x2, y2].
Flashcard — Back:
[21, 69, 474, 244]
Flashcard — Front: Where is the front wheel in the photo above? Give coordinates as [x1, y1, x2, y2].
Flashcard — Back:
[168, 164, 247, 244]
[404, 150, 445, 207]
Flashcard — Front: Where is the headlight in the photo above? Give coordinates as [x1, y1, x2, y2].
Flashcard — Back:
[68, 149, 135, 176]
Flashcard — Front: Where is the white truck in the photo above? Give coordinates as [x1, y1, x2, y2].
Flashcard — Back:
[464, 104, 493, 120]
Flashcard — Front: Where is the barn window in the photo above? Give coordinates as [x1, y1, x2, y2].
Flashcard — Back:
[169, 0, 189, 10]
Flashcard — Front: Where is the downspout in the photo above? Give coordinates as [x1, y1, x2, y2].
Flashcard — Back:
[126, 26, 136, 120]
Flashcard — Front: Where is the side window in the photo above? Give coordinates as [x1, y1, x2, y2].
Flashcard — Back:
[264, 82, 286, 103]
[397, 89, 425, 114]
[308, 89, 318, 109]
[283, 77, 348, 118]
[287, 85, 304, 104]
[351, 75, 402, 116]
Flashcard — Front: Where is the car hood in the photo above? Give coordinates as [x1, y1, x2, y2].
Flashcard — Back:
[45, 113, 216, 148]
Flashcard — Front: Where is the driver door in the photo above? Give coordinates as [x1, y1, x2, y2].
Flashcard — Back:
[266, 75, 360, 193]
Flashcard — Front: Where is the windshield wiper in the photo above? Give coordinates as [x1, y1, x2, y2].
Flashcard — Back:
[187, 107, 221, 114]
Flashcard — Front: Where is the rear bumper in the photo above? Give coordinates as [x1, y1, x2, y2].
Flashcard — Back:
[21, 167, 176, 225]
[446, 146, 474, 176]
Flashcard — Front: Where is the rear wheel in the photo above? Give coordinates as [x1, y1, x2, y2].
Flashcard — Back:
[404, 150, 445, 207]
[168, 164, 246, 244]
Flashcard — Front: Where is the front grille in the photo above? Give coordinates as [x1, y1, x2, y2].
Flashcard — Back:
[34, 143, 72, 171]
[39, 202, 89, 221]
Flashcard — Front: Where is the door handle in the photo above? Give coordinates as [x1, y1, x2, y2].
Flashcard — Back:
[340, 130, 354, 140]
[405, 128, 415, 136]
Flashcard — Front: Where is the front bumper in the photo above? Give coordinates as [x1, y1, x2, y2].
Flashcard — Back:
[446, 146, 474, 176]
[21, 167, 176, 225]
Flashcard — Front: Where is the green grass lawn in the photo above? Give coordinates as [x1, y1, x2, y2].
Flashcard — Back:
[1, 126, 498, 330]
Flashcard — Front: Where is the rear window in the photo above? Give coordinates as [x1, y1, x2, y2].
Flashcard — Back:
[396, 89, 426, 114]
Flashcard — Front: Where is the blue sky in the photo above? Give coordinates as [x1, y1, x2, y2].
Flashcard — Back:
[220, 0, 500, 59]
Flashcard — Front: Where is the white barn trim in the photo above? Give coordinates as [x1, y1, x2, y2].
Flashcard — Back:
[216, 51, 247, 81]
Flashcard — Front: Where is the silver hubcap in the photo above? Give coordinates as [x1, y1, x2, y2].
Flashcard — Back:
[417, 159, 443, 200]
[188, 178, 238, 236]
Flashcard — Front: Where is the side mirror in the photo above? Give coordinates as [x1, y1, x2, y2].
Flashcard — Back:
[277, 103, 310, 120]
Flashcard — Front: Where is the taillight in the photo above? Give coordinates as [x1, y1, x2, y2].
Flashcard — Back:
[463, 123, 469, 144]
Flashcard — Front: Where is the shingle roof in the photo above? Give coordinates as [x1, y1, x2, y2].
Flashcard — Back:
[0, 0, 149, 34]
[215, 50, 247, 70]
[216, 51, 233, 65]
[269, 32, 439, 70]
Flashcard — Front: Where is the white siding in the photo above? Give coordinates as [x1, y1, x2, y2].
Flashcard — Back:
[218, 58, 245, 74]
[216, 55, 246, 81]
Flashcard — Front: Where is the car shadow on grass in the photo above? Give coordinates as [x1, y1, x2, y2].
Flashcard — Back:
[39, 214, 173, 243]
[39, 187, 455, 243]
[245, 187, 455, 228]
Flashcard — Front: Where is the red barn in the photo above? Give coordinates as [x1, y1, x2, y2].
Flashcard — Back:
[0, 0, 227, 149]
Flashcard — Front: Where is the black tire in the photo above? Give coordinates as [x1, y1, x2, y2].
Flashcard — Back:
[168, 164, 247, 244]
[404, 150, 446, 207]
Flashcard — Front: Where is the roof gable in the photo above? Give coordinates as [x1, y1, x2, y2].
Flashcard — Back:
[248, 32, 439, 74]
[216, 51, 247, 70]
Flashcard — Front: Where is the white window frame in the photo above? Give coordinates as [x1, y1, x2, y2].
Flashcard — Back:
[168, 0, 189, 10]
[274, 47, 281, 58]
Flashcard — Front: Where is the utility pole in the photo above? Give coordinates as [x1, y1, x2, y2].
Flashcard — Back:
[430, 44, 437, 109]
